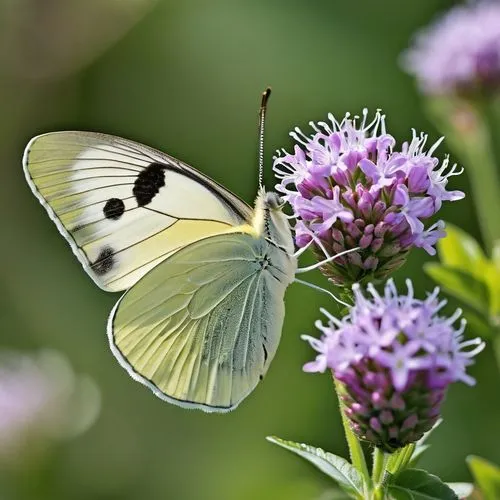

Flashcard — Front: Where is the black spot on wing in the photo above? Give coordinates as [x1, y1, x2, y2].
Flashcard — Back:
[92, 246, 115, 275]
[103, 198, 125, 220]
[133, 162, 166, 206]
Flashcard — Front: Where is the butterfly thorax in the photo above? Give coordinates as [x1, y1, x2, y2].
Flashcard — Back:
[250, 189, 294, 255]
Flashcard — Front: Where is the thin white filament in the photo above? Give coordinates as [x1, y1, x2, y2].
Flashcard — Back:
[294, 278, 351, 308]
[295, 247, 360, 274]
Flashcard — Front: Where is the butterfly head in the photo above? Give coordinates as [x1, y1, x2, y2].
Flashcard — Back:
[254, 188, 284, 216]
[263, 191, 285, 211]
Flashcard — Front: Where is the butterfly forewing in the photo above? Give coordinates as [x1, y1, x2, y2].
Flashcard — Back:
[108, 229, 296, 412]
[23, 131, 252, 291]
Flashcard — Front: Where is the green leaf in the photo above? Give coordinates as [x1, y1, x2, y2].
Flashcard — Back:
[430, 225, 500, 329]
[483, 246, 500, 319]
[492, 240, 500, 270]
[388, 469, 458, 500]
[486, 275, 500, 321]
[460, 308, 494, 340]
[446, 483, 474, 499]
[425, 263, 490, 316]
[408, 445, 430, 469]
[386, 448, 408, 475]
[467, 455, 500, 500]
[437, 224, 487, 279]
[266, 436, 364, 498]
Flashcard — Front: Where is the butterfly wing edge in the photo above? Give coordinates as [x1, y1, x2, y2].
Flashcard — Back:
[23, 133, 111, 292]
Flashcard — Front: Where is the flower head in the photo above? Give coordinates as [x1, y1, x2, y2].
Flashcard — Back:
[303, 279, 484, 452]
[274, 111, 463, 285]
[403, 1, 500, 94]
[0, 350, 100, 464]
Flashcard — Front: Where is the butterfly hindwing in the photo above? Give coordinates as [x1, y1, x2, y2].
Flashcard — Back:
[107, 230, 296, 412]
[23, 131, 252, 291]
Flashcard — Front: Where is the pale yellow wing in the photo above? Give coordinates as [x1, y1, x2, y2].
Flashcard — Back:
[107, 230, 296, 412]
[23, 131, 252, 291]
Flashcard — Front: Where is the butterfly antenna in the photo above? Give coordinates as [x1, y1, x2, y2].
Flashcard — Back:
[258, 87, 271, 190]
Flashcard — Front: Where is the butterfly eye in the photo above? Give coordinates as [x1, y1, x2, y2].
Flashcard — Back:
[264, 192, 284, 210]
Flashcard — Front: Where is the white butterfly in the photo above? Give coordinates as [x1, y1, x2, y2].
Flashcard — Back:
[22, 92, 302, 412]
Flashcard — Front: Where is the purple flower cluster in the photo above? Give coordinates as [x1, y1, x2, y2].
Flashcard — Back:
[0, 350, 100, 463]
[403, 1, 500, 94]
[303, 279, 484, 452]
[273, 110, 463, 285]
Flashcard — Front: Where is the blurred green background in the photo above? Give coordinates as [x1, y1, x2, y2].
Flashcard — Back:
[1, 0, 498, 498]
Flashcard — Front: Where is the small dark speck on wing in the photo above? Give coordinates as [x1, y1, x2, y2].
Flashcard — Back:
[92, 246, 115, 275]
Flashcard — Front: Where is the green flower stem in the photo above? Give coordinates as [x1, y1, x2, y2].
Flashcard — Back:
[333, 377, 371, 492]
[371, 447, 386, 485]
[385, 449, 402, 475]
[331, 288, 370, 490]
[469, 98, 500, 251]
[399, 443, 416, 471]
[483, 95, 500, 176]
[426, 95, 500, 252]
[371, 486, 385, 500]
